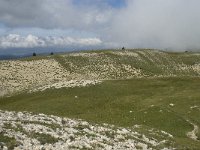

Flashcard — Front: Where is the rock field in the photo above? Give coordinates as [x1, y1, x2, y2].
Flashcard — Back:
[0, 110, 174, 150]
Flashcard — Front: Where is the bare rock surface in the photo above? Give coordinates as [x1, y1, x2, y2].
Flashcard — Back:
[0, 110, 174, 150]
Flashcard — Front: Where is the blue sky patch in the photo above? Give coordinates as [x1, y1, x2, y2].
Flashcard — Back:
[73, 0, 126, 8]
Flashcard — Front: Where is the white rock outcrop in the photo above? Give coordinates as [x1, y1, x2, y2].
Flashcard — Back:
[0, 110, 174, 150]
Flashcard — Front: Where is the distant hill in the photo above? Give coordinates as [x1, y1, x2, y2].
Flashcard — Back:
[1, 49, 200, 96]
[0, 55, 20, 60]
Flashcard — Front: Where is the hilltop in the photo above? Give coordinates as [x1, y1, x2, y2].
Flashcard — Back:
[1, 49, 200, 96]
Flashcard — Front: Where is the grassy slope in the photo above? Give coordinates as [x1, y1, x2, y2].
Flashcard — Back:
[1, 77, 200, 149]
[15, 49, 200, 79]
[55, 49, 200, 77]
[1, 49, 200, 148]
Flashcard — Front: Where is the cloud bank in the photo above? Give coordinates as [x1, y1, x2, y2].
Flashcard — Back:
[0, 0, 114, 30]
[110, 0, 200, 50]
[1, 0, 200, 51]
[0, 34, 102, 49]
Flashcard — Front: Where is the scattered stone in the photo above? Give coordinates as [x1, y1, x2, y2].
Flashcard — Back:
[0, 110, 174, 150]
[190, 105, 198, 109]
[187, 121, 199, 141]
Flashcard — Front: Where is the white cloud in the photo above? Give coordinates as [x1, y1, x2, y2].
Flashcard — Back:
[0, 34, 102, 48]
[1, 0, 200, 51]
[0, 0, 114, 31]
[109, 0, 200, 50]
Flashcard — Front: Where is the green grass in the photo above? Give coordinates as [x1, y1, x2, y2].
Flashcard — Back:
[30, 132, 59, 144]
[0, 133, 19, 150]
[2, 49, 200, 148]
[1, 77, 200, 148]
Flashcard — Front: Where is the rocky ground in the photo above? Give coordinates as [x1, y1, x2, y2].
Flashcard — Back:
[0, 110, 174, 150]
[0, 59, 101, 97]
[30, 80, 101, 93]
[1, 50, 200, 97]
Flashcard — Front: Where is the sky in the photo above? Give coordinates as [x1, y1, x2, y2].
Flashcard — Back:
[0, 0, 200, 55]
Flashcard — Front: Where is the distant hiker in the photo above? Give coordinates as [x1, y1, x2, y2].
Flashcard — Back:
[50, 52, 54, 55]
[33, 52, 36, 56]
[122, 47, 125, 50]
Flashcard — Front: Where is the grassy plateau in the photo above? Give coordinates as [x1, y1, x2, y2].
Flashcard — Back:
[1, 49, 200, 149]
